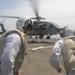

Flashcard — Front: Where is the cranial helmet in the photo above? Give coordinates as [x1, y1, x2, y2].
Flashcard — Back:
[64, 26, 74, 36]
[16, 15, 32, 31]
[60, 26, 74, 38]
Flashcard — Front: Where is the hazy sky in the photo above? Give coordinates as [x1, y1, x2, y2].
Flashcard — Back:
[0, 0, 75, 30]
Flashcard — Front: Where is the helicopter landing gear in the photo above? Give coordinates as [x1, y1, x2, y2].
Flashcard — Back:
[35, 36, 38, 39]
[39, 35, 43, 39]
[46, 35, 50, 39]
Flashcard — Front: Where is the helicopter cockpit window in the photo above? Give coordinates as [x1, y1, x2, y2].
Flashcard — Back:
[53, 23, 60, 27]
[50, 23, 54, 28]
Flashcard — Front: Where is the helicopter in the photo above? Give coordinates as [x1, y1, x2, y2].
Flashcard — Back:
[25, 0, 63, 39]
[0, 0, 63, 39]
[0, 15, 63, 39]
[28, 19, 63, 39]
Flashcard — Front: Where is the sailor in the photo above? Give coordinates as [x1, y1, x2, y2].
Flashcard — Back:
[0, 15, 32, 75]
[50, 26, 75, 75]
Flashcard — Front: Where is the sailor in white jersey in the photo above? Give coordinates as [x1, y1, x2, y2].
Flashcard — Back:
[0, 15, 32, 75]
[50, 26, 75, 75]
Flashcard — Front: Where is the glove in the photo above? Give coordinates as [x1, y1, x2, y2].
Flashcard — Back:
[57, 67, 62, 73]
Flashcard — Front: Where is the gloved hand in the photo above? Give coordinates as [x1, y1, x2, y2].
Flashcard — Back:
[57, 67, 62, 73]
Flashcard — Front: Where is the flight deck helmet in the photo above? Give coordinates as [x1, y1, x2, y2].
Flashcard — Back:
[16, 16, 32, 32]
[60, 26, 74, 38]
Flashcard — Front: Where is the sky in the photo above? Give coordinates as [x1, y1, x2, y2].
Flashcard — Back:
[0, 0, 75, 31]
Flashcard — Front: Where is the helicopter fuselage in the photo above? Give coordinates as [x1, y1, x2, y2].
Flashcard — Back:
[27, 21, 62, 39]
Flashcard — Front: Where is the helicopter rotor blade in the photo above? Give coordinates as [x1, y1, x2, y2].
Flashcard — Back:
[29, 0, 39, 17]
[31, 17, 45, 20]
[0, 15, 19, 19]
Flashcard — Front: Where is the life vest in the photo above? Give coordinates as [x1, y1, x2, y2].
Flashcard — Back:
[0, 29, 27, 75]
[62, 36, 75, 74]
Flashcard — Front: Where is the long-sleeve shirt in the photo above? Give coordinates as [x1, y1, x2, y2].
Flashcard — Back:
[50, 39, 63, 71]
[1, 33, 22, 75]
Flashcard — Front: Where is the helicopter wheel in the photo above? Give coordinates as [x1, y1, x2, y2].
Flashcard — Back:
[46, 35, 50, 39]
[39, 35, 43, 39]
[35, 36, 38, 39]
